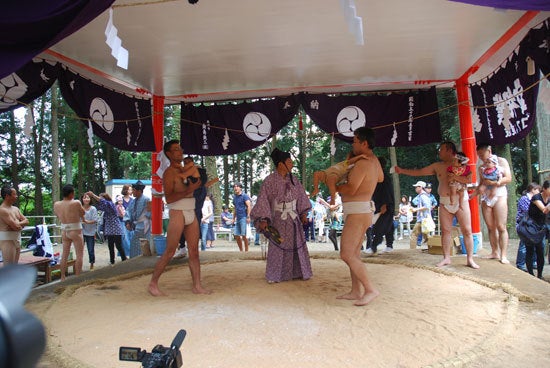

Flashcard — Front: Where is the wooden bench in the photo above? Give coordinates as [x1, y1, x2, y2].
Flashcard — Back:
[37, 259, 76, 283]
[214, 226, 233, 241]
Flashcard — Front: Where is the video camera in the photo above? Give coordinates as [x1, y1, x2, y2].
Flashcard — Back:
[0, 265, 46, 368]
[120, 329, 186, 368]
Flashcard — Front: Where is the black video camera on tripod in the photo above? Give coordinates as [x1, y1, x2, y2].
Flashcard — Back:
[119, 329, 186, 368]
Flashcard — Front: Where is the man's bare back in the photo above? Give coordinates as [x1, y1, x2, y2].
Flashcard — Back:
[54, 200, 85, 224]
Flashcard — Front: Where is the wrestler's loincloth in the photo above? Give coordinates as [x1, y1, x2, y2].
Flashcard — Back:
[439, 191, 468, 214]
[342, 201, 375, 221]
[61, 222, 82, 231]
[0, 230, 21, 248]
[167, 197, 196, 224]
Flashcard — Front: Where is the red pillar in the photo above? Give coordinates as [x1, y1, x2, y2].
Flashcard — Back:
[456, 76, 480, 235]
[151, 95, 164, 235]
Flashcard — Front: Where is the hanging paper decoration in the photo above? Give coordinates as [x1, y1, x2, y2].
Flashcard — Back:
[87, 120, 94, 148]
[222, 128, 230, 150]
[339, 0, 364, 45]
[390, 122, 397, 146]
[105, 8, 129, 69]
[330, 133, 336, 156]
[23, 108, 34, 137]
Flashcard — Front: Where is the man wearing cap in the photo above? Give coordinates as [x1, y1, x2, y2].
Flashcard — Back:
[395, 141, 479, 269]
[409, 181, 432, 249]
[251, 147, 313, 283]
[232, 182, 252, 251]
[149, 139, 209, 296]
[123, 180, 151, 258]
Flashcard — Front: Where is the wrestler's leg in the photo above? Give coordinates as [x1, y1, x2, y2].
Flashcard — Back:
[14, 244, 21, 264]
[149, 209, 184, 296]
[338, 213, 379, 306]
[455, 200, 479, 269]
[492, 196, 509, 264]
[311, 171, 322, 198]
[0, 240, 17, 264]
[59, 233, 72, 281]
[436, 208, 454, 267]
[184, 217, 211, 294]
[481, 203, 499, 259]
[67, 230, 84, 276]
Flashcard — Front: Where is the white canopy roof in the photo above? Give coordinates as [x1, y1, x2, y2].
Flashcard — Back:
[45, 0, 549, 102]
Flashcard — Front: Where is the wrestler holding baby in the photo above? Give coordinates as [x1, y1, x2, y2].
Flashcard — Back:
[148, 140, 211, 296]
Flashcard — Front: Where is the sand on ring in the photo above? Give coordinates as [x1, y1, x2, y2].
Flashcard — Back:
[41, 258, 517, 368]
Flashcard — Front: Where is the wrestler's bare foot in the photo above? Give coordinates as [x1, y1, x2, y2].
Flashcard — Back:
[500, 257, 510, 264]
[354, 289, 380, 307]
[467, 260, 480, 269]
[336, 291, 361, 300]
[148, 283, 167, 297]
[483, 253, 499, 259]
[192, 285, 212, 295]
[436, 258, 452, 267]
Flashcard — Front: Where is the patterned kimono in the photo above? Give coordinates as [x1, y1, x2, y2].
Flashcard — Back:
[251, 172, 312, 282]
[123, 195, 151, 257]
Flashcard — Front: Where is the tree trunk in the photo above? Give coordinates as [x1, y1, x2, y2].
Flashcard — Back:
[389, 147, 400, 213]
[64, 147, 73, 185]
[223, 155, 230, 206]
[32, 99, 45, 215]
[8, 111, 19, 191]
[51, 85, 60, 202]
[524, 133, 532, 183]
[499, 144, 517, 231]
[205, 156, 222, 215]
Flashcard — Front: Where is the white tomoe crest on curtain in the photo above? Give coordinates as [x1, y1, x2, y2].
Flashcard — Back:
[0, 73, 27, 110]
[336, 106, 366, 137]
[89, 97, 115, 133]
[243, 112, 272, 141]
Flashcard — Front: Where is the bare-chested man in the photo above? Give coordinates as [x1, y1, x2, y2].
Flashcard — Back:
[476, 143, 511, 264]
[148, 140, 211, 296]
[0, 186, 29, 264]
[335, 127, 383, 306]
[53, 184, 85, 280]
[395, 141, 480, 269]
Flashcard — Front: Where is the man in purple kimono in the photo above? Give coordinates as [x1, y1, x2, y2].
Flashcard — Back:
[251, 148, 313, 283]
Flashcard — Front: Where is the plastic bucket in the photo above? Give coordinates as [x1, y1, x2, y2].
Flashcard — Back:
[153, 236, 167, 256]
[459, 235, 479, 254]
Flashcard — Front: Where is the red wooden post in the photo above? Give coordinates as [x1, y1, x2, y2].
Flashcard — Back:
[151, 95, 164, 235]
[456, 77, 480, 237]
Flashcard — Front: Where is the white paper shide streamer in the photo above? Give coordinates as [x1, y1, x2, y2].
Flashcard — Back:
[87, 120, 94, 148]
[339, 0, 364, 45]
[105, 8, 129, 69]
[23, 107, 34, 137]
